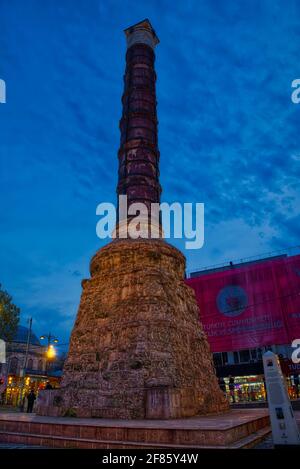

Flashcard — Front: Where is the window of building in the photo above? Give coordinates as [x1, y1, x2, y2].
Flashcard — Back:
[27, 359, 33, 370]
[213, 353, 223, 367]
[9, 357, 18, 374]
[233, 349, 252, 364]
[239, 350, 250, 363]
[215, 347, 266, 366]
[234, 351, 239, 364]
[213, 352, 229, 367]
[38, 359, 43, 371]
[222, 352, 228, 365]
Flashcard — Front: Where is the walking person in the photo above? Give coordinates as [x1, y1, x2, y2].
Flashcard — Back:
[26, 389, 36, 413]
[229, 375, 236, 403]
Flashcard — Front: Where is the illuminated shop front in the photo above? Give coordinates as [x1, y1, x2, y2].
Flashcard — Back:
[213, 346, 299, 402]
[0, 325, 61, 407]
[223, 375, 266, 402]
[4, 372, 59, 406]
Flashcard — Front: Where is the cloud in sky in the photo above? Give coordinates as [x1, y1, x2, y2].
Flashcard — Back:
[0, 0, 299, 342]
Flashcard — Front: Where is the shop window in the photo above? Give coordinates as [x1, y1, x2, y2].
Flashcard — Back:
[232, 375, 266, 402]
[9, 357, 18, 374]
[250, 349, 257, 361]
[234, 351, 239, 364]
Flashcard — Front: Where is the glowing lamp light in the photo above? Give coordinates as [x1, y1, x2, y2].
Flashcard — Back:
[46, 344, 56, 359]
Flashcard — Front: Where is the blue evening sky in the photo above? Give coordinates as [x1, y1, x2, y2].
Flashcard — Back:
[0, 0, 299, 345]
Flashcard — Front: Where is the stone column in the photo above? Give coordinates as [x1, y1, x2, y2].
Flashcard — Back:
[36, 20, 229, 419]
[117, 20, 161, 237]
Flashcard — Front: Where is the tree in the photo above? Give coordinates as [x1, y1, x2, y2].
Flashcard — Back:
[0, 284, 20, 342]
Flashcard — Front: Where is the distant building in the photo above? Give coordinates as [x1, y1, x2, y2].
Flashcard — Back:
[186, 253, 300, 403]
[0, 325, 62, 406]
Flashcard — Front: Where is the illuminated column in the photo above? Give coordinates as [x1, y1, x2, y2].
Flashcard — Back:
[116, 19, 161, 237]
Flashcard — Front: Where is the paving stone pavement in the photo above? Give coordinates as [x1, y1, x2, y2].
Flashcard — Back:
[0, 436, 286, 449]
[254, 412, 300, 449]
[0, 441, 274, 449]
[253, 434, 274, 449]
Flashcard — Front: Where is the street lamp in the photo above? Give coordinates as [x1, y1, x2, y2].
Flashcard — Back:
[40, 333, 58, 376]
[46, 344, 56, 360]
[40, 333, 58, 347]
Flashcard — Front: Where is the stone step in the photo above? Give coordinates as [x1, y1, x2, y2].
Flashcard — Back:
[228, 427, 271, 449]
[0, 411, 269, 446]
[0, 409, 271, 449]
[0, 426, 271, 449]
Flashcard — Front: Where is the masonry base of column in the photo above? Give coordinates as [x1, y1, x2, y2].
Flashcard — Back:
[37, 239, 228, 419]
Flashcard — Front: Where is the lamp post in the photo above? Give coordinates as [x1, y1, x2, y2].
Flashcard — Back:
[40, 333, 58, 377]
[18, 317, 32, 409]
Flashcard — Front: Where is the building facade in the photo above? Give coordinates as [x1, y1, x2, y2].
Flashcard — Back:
[186, 253, 300, 402]
[0, 325, 60, 406]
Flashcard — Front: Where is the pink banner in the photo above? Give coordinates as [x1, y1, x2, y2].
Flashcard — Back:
[186, 255, 300, 352]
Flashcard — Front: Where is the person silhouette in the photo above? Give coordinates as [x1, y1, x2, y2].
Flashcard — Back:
[26, 389, 36, 413]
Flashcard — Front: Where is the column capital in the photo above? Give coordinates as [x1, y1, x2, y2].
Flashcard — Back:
[124, 19, 159, 50]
